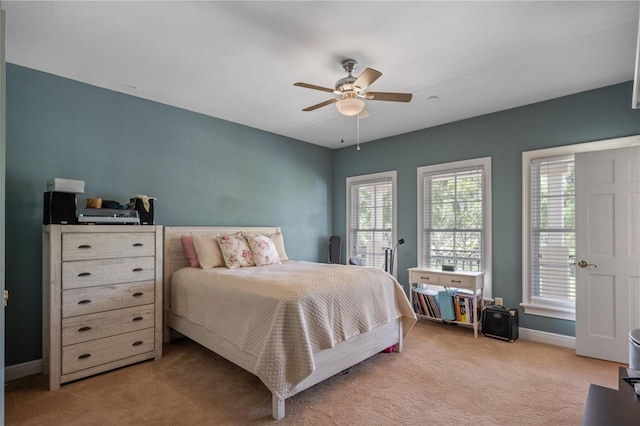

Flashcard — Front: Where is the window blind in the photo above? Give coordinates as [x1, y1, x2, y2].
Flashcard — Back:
[348, 177, 393, 268]
[421, 166, 484, 271]
[530, 155, 576, 303]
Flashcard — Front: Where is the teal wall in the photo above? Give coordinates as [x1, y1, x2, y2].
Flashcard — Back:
[332, 81, 640, 337]
[5, 62, 639, 366]
[5, 64, 333, 365]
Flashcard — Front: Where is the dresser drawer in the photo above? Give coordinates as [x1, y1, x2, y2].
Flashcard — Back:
[440, 275, 475, 288]
[410, 271, 441, 285]
[62, 281, 155, 318]
[62, 256, 155, 289]
[62, 328, 154, 375]
[62, 232, 155, 261]
[62, 304, 155, 346]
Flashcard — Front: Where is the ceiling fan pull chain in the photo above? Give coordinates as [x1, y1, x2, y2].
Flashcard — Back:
[341, 113, 344, 144]
[356, 115, 361, 151]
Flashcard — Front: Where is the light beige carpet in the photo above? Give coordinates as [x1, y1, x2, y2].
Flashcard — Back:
[6, 320, 623, 425]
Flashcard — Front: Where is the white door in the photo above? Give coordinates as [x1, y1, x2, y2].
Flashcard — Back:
[575, 145, 640, 363]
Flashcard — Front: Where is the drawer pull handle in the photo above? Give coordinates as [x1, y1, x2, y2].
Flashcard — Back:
[451, 280, 461, 283]
[78, 326, 92, 332]
[78, 272, 92, 277]
[133, 243, 144, 247]
[132, 341, 144, 346]
[132, 268, 144, 272]
[420, 276, 430, 280]
[78, 299, 92, 305]
[78, 244, 92, 249]
[78, 353, 91, 359]
[132, 316, 144, 322]
[132, 292, 144, 298]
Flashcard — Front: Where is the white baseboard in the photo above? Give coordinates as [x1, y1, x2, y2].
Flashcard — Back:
[519, 327, 575, 349]
[5, 359, 42, 382]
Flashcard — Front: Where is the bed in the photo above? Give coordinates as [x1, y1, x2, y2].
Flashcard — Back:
[163, 226, 416, 420]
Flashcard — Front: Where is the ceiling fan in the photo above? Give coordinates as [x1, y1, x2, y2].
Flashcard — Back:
[294, 59, 412, 117]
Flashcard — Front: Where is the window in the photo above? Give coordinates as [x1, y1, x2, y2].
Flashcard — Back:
[521, 136, 637, 320]
[346, 171, 397, 271]
[417, 158, 492, 297]
[528, 156, 576, 314]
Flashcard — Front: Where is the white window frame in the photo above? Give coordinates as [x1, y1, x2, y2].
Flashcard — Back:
[521, 135, 640, 320]
[417, 157, 492, 298]
[346, 171, 398, 276]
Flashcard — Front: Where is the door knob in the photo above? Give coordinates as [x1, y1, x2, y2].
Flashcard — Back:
[577, 260, 597, 268]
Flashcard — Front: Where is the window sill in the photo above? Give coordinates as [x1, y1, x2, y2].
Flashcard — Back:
[520, 302, 575, 321]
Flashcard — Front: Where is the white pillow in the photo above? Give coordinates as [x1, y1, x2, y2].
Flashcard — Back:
[270, 232, 289, 261]
[246, 233, 281, 266]
[217, 234, 255, 269]
[192, 233, 225, 269]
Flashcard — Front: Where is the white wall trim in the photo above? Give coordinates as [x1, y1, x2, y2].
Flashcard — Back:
[5, 359, 42, 382]
[519, 327, 575, 349]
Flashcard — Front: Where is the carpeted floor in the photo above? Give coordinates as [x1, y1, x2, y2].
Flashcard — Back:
[5, 320, 624, 425]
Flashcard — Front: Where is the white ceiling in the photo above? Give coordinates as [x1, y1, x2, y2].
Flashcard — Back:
[3, 1, 639, 149]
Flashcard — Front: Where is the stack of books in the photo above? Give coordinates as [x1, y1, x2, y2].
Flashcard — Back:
[412, 286, 478, 323]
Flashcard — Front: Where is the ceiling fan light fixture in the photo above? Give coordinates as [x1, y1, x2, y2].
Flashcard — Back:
[335, 97, 365, 116]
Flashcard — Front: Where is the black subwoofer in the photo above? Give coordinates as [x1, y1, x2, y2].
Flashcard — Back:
[482, 305, 519, 342]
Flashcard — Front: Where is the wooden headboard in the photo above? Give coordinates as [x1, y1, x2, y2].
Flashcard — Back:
[162, 226, 281, 314]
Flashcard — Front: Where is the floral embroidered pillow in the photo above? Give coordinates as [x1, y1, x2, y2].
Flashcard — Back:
[217, 234, 255, 268]
[246, 234, 281, 266]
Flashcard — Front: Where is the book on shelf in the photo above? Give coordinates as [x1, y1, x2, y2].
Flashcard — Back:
[417, 291, 430, 316]
[411, 292, 423, 315]
[453, 292, 477, 323]
[412, 287, 441, 318]
[457, 296, 468, 323]
[438, 289, 457, 321]
[429, 292, 441, 318]
[418, 291, 432, 317]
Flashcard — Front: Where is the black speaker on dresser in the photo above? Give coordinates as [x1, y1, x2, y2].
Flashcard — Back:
[482, 305, 519, 342]
[43, 191, 77, 225]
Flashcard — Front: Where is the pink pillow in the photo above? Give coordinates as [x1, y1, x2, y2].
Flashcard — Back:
[181, 235, 200, 268]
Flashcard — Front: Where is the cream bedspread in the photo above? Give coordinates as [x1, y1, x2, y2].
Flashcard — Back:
[170, 261, 416, 398]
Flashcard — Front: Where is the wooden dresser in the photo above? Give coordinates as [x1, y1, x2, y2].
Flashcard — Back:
[42, 225, 163, 390]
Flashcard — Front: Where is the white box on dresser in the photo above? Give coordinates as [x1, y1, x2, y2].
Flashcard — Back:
[43, 224, 163, 390]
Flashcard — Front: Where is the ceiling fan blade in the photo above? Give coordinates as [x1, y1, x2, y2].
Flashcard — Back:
[353, 68, 382, 92]
[294, 82, 335, 93]
[302, 98, 338, 112]
[366, 91, 413, 102]
[358, 107, 370, 119]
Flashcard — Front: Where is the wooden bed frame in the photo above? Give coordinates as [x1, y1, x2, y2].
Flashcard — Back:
[163, 226, 404, 420]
